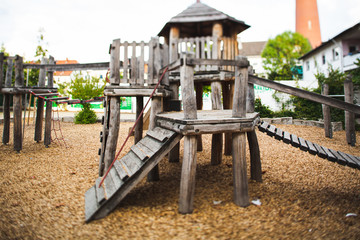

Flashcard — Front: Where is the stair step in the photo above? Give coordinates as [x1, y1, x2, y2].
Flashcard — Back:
[113, 161, 129, 180]
[95, 178, 106, 204]
[146, 127, 174, 142]
[258, 121, 269, 132]
[138, 136, 163, 156]
[131, 144, 149, 161]
[329, 149, 346, 165]
[338, 151, 358, 169]
[120, 151, 143, 178]
[109, 167, 122, 189]
[104, 173, 117, 199]
[85, 186, 98, 222]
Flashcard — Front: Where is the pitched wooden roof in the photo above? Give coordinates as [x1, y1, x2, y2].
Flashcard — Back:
[239, 41, 267, 56]
[158, 2, 250, 38]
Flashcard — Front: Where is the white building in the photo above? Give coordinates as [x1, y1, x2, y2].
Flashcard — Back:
[238, 41, 267, 77]
[300, 22, 360, 87]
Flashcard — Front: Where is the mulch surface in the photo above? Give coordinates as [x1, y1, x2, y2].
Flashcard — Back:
[1, 122, 360, 239]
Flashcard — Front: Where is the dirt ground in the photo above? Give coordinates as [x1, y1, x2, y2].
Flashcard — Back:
[1, 121, 360, 239]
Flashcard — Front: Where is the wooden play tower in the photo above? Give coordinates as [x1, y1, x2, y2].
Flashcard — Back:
[86, 1, 262, 222]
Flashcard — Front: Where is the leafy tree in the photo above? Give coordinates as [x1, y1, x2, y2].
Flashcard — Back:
[350, 58, 360, 85]
[261, 31, 312, 80]
[35, 28, 48, 58]
[68, 73, 106, 124]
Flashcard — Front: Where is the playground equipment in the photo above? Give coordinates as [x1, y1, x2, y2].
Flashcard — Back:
[0, 54, 61, 151]
[84, 1, 360, 222]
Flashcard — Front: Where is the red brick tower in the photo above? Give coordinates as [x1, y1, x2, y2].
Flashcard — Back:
[296, 0, 322, 48]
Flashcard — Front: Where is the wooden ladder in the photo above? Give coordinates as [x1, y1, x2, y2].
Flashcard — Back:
[85, 126, 183, 222]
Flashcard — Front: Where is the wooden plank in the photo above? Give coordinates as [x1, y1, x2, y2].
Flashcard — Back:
[109, 167, 122, 189]
[337, 151, 358, 169]
[137, 137, 162, 157]
[13, 56, 24, 151]
[104, 173, 117, 199]
[2, 95, 11, 144]
[249, 75, 360, 115]
[24, 62, 110, 71]
[328, 149, 346, 165]
[258, 121, 269, 132]
[123, 41, 129, 83]
[95, 178, 106, 204]
[85, 186, 99, 221]
[139, 41, 145, 85]
[266, 124, 276, 137]
[298, 137, 308, 151]
[134, 96, 143, 144]
[283, 131, 291, 144]
[232, 60, 248, 118]
[180, 53, 197, 120]
[321, 146, 337, 162]
[275, 127, 283, 140]
[44, 99, 52, 147]
[313, 143, 327, 159]
[113, 160, 129, 181]
[290, 134, 300, 148]
[343, 152, 360, 169]
[0, 52, 4, 88]
[120, 151, 143, 177]
[146, 127, 174, 142]
[305, 140, 317, 155]
[131, 144, 149, 161]
[211, 80, 223, 165]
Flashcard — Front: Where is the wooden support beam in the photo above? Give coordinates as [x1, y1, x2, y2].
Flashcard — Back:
[0, 52, 4, 88]
[134, 96, 144, 144]
[344, 77, 356, 146]
[179, 53, 198, 214]
[222, 82, 232, 156]
[13, 56, 24, 152]
[2, 58, 13, 145]
[322, 84, 332, 138]
[34, 58, 47, 142]
[211, 81, 223, 165]
[44, 56, 55, 147]
[110, 39, 121, 85]
[249, 75, 360, 115]
[232, 57, 250, 207]
[247, 130, 262, 182]
[195, 83, 203, 152]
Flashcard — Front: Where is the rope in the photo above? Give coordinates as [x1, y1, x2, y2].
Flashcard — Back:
[99, 66, 169, 188]
[28, 90, 68, 147]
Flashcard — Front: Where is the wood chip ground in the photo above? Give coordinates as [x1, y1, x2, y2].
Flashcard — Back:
[1, 122, 360, 239]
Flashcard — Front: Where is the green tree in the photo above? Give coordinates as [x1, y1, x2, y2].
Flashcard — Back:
[35, 28, 48, 58]
[68, 73, 106, 124]
[261, 31, 312, 80]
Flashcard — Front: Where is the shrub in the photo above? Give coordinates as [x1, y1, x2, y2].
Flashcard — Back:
[74, 103, 98, 124]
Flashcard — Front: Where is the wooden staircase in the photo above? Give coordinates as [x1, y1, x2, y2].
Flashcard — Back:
[85, 126, 183, 223]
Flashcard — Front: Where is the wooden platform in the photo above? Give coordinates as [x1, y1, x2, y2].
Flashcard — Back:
[156, 110, 260, 135]
[104, 85, 172, 97]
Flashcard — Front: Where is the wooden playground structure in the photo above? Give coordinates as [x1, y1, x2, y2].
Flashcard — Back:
[84, 2, 360, 222]
[1, 1, 359, 224]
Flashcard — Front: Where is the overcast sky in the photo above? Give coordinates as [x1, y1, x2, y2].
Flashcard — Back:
[1, 0, 359, 63]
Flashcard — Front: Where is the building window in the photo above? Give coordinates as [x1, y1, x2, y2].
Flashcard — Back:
[322, 55, 326, 65]
[332, 48, 340, 60]
[306, 61, 310, 71]
[349, 46, 357, 55]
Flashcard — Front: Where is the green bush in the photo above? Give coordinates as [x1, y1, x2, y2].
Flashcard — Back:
[254, 98, 274, 118]
[74, 103, 98, 124]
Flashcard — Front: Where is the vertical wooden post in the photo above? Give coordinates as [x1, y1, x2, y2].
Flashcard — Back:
[168, 26, 181, 163]
[13, 55, 24, 152]
[211, 80, 223, 165]
[44, 56, 55, 147]
[0, 53, 4, 88]
[134, 96, 143, 144]
[222, 82, 232, 156]
[344, 76, 356, 146]
[2, 58, 13, 145]
[246, 77, 262, 182]
[179, 53, 198, 214]
[195, 83, 203, 151]
[147, 96, 162, 182]
[322, 84, 332, 138]
[34, 58, 47, 142]
[104, 39, 121, 173]
[231, 56, 250, 207]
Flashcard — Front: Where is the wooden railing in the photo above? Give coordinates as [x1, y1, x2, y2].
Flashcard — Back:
[109, 38, 169, 86]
